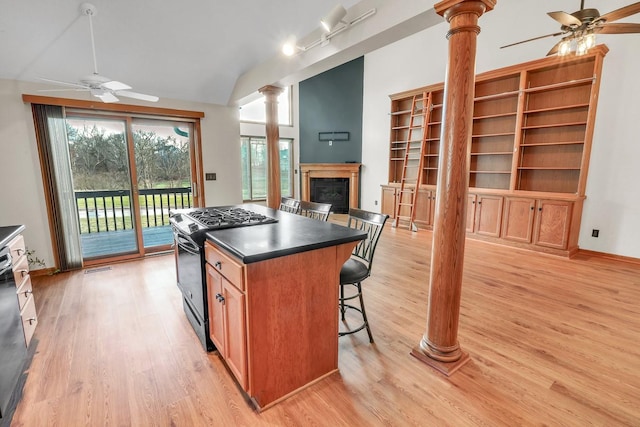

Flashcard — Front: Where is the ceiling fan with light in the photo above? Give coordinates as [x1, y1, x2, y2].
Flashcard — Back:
[40, 2, 158, 103]
[501, 1, 640, 56]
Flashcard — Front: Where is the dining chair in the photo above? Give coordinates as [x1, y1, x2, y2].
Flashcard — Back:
[339, 208, 389, 343]
[279, 197, 300, 214]
[298, 200, 332, 221]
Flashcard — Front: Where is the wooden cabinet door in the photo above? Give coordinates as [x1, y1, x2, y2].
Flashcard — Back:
[206, 263, 225, 355]
[474, 195, 503, 237]
[534, 200, 572, 249]
[380, 186, 396, 218]
[223, 280, 247, 390]
[413, 189, 431, 227]
[502, 198, 536, 243]
[466, 194, 477, 233]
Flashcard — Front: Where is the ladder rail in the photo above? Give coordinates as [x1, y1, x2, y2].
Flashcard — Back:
[408, 93, 433, 228]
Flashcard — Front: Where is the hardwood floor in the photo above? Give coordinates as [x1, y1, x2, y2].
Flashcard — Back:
[11, 223, 640, 426]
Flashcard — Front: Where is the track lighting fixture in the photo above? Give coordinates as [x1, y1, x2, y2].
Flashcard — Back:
[281, 6, 376, 57]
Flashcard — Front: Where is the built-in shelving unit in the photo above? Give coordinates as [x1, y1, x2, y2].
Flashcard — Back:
[383, 45, 608, 256]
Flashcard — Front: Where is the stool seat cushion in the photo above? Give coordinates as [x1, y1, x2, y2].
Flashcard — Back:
[340, 258, 369, 284]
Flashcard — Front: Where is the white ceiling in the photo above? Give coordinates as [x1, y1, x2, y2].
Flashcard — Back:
[0, 0, 365, 106]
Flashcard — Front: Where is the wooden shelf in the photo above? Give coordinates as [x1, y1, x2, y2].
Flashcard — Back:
[474, 112, 517, 120]
[524, 76, 594, 93]
[473, 90, 520, 102]
[391, 109, 412, 115]
[524, 103, 589, 114]
[470, 170, 511, 174]
[472, 132, 516, 138]
[520, 140, 584, 147]
[471, 152, 513, 156]
[518, 167, 581, 170]
[521, 121, 587, 130]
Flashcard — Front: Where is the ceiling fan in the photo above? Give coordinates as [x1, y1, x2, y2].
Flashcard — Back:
[40, 2, 158, 103]
[500, 1, 640, 56]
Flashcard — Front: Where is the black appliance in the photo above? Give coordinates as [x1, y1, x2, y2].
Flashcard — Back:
[0, 246, 27, 422]
[169, 206, 278, 351]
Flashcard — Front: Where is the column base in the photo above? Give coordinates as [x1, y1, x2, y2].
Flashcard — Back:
[410, 347, 470, 376]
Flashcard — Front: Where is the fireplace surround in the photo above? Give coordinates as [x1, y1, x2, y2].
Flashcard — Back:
[300, 163, 361, 210]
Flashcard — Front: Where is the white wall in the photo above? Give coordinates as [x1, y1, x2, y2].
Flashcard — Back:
[361, 1, 640, 258]
[0, 79, 242, 269]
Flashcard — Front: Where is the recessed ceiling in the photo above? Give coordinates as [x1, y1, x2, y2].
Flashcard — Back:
[0, 0, 360, 105]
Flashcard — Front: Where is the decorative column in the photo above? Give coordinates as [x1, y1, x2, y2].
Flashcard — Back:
[410, 0, 495, 376]
[259, 85, 284, 209]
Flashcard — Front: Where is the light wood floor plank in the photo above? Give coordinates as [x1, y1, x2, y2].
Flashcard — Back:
[10, 224, 640, 426]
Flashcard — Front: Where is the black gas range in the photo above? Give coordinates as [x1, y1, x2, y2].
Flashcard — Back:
[169, 206, 278, 351]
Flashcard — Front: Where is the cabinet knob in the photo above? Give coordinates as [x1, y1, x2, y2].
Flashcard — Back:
[16, 248, 24, 256]
[24, 290, 32, 297]
[214, 261, 222, 270]
[539, 207, 542, 211]
[215, 293, 225, 304]
[478, 201, 482, 205]
[27, 317, 37, 325]
[530, 206, 534, 210]
[20, 269, 28, 277]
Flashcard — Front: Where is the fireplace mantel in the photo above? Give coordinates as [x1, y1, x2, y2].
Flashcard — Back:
[300, 163, 361, 209]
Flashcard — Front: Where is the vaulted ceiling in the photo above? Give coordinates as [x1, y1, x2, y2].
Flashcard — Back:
[3, 1, 638, 107]
[0, 0, 368, 105]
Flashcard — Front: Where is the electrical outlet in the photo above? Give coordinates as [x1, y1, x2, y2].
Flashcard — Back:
[205, 173, 216, 181]
[592, 229, 599, 238]
[374, 200, 378, 206]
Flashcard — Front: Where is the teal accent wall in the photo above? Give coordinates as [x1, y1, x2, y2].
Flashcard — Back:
[299, 57, 363, 163]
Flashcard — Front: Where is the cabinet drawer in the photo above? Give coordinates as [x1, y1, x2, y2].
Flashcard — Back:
[12, 254, 30, 287]
[16, 275, 33, 311]
[21, 295, 38, 347]
[8, 234, 26, 260]
[205, 243, 244, 291]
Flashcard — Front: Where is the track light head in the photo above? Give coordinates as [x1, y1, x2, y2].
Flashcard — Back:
[321, 4, 347, 32]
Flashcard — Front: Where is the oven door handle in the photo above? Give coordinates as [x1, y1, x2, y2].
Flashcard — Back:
[0, 247, 12, 274]
[175, 234, 200, 255]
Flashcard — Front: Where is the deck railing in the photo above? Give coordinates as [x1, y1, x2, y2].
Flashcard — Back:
[75, 187, 192, 234]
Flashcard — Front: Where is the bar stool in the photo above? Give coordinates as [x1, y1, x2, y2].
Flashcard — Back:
[298, 200, 332, 221]
[279, 197, 300, 214]
[339, 208, 388, 343]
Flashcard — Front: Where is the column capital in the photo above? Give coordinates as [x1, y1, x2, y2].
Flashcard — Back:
[258, 85, 284, 98]
[435, 0, 495, 18]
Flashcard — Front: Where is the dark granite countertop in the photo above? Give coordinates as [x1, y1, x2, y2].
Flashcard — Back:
[0, 225, 25, 249]
[205, 204, 366, 264]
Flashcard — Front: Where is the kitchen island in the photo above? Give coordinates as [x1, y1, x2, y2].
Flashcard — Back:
[202, 205, 366, 411]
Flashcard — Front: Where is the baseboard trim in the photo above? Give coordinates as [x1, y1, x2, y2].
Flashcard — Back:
[576, 249, 640, 266]
[29, 267, 58, 277]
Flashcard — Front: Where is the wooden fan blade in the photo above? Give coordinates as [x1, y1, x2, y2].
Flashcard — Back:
[548, 11, 582, 27]
[599, 2, 640, 23]
[500, 32, 565, 49]
[596, 22, 640, 34]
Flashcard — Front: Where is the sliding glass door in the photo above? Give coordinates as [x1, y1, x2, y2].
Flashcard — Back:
[131, 119, 193, 249]
[67, 117, 138, 259]
[66, 114, 196, 261]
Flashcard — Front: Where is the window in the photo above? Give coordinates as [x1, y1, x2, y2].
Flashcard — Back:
[241, 137, 293, 201]
[239, 86, 291, 125]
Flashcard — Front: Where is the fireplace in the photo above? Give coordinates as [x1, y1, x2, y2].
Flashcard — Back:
[310, 178, 350, 213]
[300, 163, 361, 211]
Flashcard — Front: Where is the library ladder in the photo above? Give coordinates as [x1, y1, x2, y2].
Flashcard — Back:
[392, 91, 431, 231]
